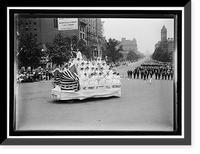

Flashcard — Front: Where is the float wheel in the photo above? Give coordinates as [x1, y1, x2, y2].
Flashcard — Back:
[67, 100, 74, 103]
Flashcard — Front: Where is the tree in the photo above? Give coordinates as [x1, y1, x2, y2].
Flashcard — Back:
[46, 33, 72, 66]
[64, 36, 72, 50]
[126, 50, 139, 61]
[18, 33, 43, 68]
[104, 38, 123, 63]
[152, 46, 163, 61]
[46, 34, 93, 65]
[78, 39, 92, 60]
[152, 46, 172, 62]
[71, 35, 79, 51]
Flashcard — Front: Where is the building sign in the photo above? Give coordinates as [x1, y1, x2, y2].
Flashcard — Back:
[58, 18, 78, 31]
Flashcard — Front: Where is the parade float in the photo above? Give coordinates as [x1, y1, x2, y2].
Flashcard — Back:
[51, 51, 121, 101]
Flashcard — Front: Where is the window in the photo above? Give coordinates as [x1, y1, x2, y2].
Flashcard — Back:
[25, 27, 28, 31]
[53, 18, 58, 28]
[80, 33, 82, 39]
[34, 27, 37, 31]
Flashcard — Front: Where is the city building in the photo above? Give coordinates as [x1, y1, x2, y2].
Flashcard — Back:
[145, 49, 151, 56]
[18, 17, 104, 58]
[18, 18, 42, 43]
[167, 38, 174, 52]
[155, 25, 174, 53]
[85, 18, 104, 58]
[161, 25, 167, 42]
[116, 38, 138, 59]
[119, 38, 138, 52]
[19, 18, 86, 45]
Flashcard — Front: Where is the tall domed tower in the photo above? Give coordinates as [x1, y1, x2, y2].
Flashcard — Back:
[161, 25, 167, 42]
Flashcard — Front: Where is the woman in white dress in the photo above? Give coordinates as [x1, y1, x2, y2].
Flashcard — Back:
[82, 73, 89, 86]
[105, 72, 113, 84]
[98, 72, 105, 85]
[90, 67, 95, 75]
[93, 72, 99, 85]
[79, 68, 85, 86]
[112, 72, 121, 84]
[88, 73, 98, 85]
[84, 66, 90, 76]
[94, 67, 98, 75]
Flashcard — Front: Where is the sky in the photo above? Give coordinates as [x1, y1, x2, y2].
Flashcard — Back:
[101, 18, 174, 54]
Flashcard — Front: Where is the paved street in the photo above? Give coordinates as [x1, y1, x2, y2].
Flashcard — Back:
[16, 57, 174, 131]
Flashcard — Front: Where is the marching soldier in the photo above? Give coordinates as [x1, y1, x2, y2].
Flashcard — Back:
[133, 70, 136, 79]
[141, 71, 143, 79]
[143, 71, 146, 80]
[162, 72, 165, 80]
[164, 72, 167, 80]
[171, 71, 174, 80]
[127, 70, 130, 79]
[158, 71, 161, 80]
[155, 72, 157, 80]
[130, 70, 133, 79]
[137, 70, 139, 79]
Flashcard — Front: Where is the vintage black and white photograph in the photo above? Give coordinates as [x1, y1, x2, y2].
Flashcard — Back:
[13, 14, 177, 132]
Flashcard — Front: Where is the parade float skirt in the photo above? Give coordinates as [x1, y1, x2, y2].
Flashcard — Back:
[51, 83, 121, 101]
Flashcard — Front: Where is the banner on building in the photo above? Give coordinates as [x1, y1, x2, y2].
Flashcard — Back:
[58, 18, 78, 31]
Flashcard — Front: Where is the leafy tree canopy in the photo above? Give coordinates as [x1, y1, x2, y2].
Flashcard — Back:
[103, 38, 123, 63]
[46, 33, 72, 66]
[126, 50, 140, 61]
[18, 33, 43, 68]
[46, 34, 92, 66]
[152, 46, 172, 62]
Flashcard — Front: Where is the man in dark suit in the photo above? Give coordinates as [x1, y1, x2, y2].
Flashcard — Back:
[133, 70, 136, 79]
[141, 71, 143, 79]
[137, 70, 139, 79]
[158, 71, 161, 80]
[130, 70, 133, 79]
[143, 71, 146, 80]
[171, 71, 174, 80]
[127, 70, 130, 79]
[155, 72, 157, 80]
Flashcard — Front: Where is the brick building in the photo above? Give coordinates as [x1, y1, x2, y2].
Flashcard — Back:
[116, 38, 138, 59]
[18, 17, 104, 58]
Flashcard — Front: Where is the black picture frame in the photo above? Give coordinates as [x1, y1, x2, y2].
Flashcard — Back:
[2, 2, 191, 145]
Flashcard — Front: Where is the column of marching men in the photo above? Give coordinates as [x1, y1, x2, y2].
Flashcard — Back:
[127, 62, 174, 80]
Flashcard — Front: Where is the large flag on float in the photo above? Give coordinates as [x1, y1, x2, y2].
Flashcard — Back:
[61, 66, 79, 91]
[53, 68, 61, 86]
[69, 64, 78, 76]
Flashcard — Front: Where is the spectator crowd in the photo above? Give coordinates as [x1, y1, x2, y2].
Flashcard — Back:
[17, 67, 53, 83]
